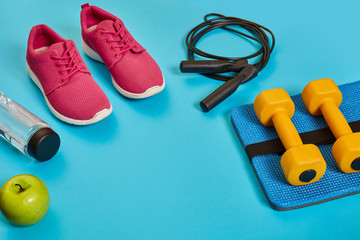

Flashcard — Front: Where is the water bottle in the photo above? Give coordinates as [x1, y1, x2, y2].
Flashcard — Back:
[0, 92, 60, 161]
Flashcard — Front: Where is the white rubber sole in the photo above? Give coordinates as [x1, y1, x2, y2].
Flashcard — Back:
[26, 63, 113, 125]
[82, 40, 165, 99]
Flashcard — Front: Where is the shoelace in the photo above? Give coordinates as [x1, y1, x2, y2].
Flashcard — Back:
[51, 45, 88, 83]
[100, 24, 135, 57]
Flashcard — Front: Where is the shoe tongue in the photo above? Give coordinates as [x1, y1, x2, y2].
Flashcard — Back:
[97, 19, 117, 32]
[97, 19, 126, 38]
[48, 40, 73, 56]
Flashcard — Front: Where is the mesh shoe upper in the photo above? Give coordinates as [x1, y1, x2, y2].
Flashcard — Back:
[26, 24, 112, 123]
[80, 4, 165, 96]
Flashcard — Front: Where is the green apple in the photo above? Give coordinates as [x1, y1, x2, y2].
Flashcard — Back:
[0, 174, 50, 226]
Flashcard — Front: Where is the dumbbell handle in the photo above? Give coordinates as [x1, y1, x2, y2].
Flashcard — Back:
[320, 101, 353, 139]
[272, 111, 303, 150]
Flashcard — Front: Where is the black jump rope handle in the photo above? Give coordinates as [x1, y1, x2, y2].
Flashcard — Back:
[180, 60, 249, 73]
[200, 65, 258, 112]
[180, 60, 258, 112]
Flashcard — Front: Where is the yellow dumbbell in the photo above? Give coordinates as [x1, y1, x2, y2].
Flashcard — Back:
[302, 78, 360, 173]
[254, 88, 326, 186]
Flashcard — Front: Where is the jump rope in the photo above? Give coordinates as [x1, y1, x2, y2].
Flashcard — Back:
[180, 13, 275, 112]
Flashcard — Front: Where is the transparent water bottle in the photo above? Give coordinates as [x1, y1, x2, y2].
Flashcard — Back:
[0, 92, 60, 161]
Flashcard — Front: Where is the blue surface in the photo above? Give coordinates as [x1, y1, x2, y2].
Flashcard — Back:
[0, 0, 360, 239]
[231, 81, 360, 210]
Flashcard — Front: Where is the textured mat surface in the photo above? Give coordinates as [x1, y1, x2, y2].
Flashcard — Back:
[231, 81, 360, 210]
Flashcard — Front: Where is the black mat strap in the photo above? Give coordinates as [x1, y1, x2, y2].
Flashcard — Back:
[245, 120, 360, 161]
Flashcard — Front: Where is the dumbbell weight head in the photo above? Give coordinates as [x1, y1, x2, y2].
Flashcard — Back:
[332, 133, 360, 173]
[281, 144, 327, 185]
[302, 78, 342, 116]
[254, 88, 295, 127]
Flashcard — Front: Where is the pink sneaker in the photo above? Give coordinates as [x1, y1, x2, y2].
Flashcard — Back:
[26, 24, 112, 125]
[80, 3, 165, 99]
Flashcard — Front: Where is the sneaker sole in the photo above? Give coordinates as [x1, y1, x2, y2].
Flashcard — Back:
[26, 62, 113, 125]
[81, 40, 165, 99]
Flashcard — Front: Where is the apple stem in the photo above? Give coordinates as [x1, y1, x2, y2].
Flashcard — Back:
[15, 184, 24, 193]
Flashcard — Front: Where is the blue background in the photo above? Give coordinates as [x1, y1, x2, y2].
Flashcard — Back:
[0, 0, 360, 239]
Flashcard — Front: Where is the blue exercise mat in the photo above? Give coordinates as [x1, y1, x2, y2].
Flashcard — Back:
[231, 80, 360, 210]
